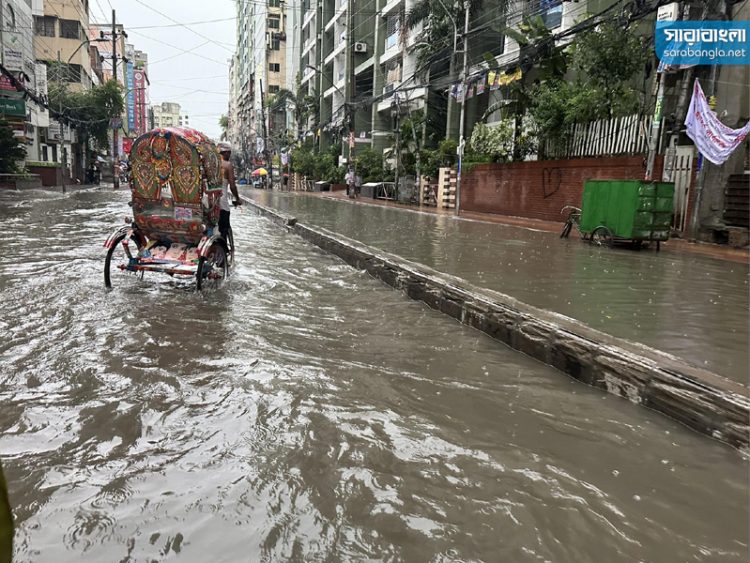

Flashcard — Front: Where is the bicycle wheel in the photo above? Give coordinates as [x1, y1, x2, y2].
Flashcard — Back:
[104, 235, 142, 288]
[196, 243, 229, 290]
[590, 226, 614, 247]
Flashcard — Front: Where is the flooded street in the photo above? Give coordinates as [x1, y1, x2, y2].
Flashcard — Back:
[248, 191, 750, 384]
[0, 188, 748, 562]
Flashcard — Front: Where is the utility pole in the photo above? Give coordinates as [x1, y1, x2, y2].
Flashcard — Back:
[260, 79, 270, 185]
[393, 96, 400, 197]
[454, 0, 470, 215]
[345, 0, 355, 175]
[57, 51, 66, 194]
[112, 9, 119, 189]
[438, 0, 459, 139]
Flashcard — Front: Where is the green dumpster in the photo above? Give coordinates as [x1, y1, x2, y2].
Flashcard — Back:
[579, 179, 674, 248]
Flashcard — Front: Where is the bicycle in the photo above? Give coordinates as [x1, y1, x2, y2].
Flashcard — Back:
[560, 205, 582, 239]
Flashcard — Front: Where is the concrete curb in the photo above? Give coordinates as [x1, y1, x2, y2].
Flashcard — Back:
[243, 197, 750, 450]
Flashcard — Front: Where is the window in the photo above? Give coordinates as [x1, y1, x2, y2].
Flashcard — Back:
[268, 0, 280, 6]
[385, 14, 400, 49]
[270, 36, 280, 50]
[34, 16, 56, 37]
[269, 85, 280, 94]
[5, 4, 15, 30]
[530, 0, 562, 29]
[269, 63, 280, 72]
[59, 19, 80, 40]
[268, 16, 280, 29]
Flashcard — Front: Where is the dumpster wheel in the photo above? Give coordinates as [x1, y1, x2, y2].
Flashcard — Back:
[590, 226, 613, 247]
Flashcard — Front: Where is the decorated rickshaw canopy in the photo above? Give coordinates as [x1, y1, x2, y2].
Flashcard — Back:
[130, 127, 223, 204]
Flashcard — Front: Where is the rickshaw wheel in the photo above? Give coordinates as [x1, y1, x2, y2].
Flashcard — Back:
[590, 226, 613, 247]
[105, 234, 142, 288]
[196, 243, 229, 290]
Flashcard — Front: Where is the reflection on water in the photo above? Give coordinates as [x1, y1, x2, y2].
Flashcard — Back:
[250, 191, 750, 384]
[0, 188, 747, 562]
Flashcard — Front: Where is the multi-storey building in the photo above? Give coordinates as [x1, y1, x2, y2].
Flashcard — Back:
[152, 101, 187, 129]
[229, 0, 296, 165]
[298, 0, 427, 157]
[1, 0, 48, 164]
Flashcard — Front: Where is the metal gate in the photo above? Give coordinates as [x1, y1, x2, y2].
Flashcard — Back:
[671, 146, 694, 232]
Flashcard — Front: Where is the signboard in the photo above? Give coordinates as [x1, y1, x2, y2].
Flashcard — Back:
[126, 62, 136, 131]
[133, 70, 147, 135]
[656, 2, 680, 22]
[122, 137, 133, 154]
[0, 75, 17, 92]
[2, 47, 23, 72]
[0, 99, 26, 117]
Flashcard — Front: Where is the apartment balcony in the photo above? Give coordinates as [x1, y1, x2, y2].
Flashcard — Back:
[379, 36, 401, 65]
[324, 7, 346, 32]
[324, 40, 346, 65]
[376, 85, 426, 113]
[302, 37, 316, 57]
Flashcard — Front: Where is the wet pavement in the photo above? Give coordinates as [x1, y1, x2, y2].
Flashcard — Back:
[0, 188, 748, 562]
[247, 190, 750, 385]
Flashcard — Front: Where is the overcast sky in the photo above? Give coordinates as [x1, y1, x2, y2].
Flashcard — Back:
[97, 0, 236, 140]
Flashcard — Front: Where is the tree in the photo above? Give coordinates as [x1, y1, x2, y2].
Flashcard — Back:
[219, 114, 229, 140]
[527, 21, 648, 149]
[48, 78, 125, 150]
[0, 118, 26, 173]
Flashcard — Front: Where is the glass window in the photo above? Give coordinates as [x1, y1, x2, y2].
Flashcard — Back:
[270, 36, 280, 50]
[269, 85, 280, 94]
[269, 63, 280, 72]
[268, 0, 280, 6]
[268, 16, 280, 29]
[534, 0, 562, 29]
[34, 16, 56, 37]
[59, 19, 80, 40]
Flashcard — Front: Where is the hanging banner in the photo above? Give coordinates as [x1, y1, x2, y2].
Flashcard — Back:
[466, 83, 475, 99]
[685, 80, 750, 165]
[487, 71, 497, 91]
[476, 73, 486, 95]
[497, 68, 522, 87]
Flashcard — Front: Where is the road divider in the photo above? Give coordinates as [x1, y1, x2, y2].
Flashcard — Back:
[242, 196, 750, 450]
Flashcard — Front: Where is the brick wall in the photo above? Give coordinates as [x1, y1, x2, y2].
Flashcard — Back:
[461, 156, 664, 222]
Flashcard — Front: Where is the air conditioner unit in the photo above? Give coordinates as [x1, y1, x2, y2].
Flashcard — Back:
[383, 83, 394, 94]
[354, 42, 367, 54]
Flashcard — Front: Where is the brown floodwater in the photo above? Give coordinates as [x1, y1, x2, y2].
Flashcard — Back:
[248, 190, 750, 385]
[0, 188, 747, 562]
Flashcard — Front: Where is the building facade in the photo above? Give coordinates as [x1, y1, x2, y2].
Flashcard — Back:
[1, 0, 49, 164]
[152, 101, 185, 129]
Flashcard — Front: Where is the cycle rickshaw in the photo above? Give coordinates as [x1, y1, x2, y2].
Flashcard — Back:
[103, 127, 234, 290]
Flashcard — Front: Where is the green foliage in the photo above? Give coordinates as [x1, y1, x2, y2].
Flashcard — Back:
[354, 148, 386, 183]
[48, 79, 125, 149]
[528, 21, 646, 143]
[469, 121, 514, 163]
[290, 146, 317, 177]
[438, 139, 457, 166]
[0, 118, 26, 173]
[219, 115, 229, 130]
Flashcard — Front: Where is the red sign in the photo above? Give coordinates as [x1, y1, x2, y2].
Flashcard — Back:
[0, 75, 17, 91]
[122, 137, 133, 155]
[133, 70, 147, 135]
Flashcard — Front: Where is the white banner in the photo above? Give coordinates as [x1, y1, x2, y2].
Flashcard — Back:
[685, 80, 750, 165]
